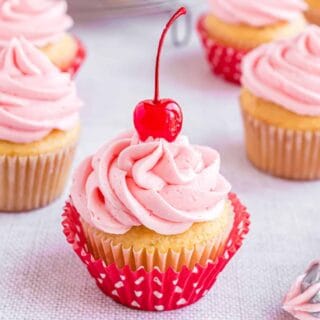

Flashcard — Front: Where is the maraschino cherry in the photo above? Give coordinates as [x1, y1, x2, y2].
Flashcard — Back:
[134, 7, 186, 142]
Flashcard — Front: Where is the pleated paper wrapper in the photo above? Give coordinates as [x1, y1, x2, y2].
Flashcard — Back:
[61, 37, 86, 78]
[0, 144, 76, 212]
[62, 193, 250, 311]
[80, 210, 233, 273]
[197, 15, 248, 85]
[242, 109, 320, 180]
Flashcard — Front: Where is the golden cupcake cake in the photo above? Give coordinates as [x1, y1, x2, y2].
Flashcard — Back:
[305, 0, 320, 25]
[0, 37, 82, 211]
[0, 0, 86, 76]
[240, 26, 320, 180]
[197, 0, 307, 83]
[63, 8, 250, 311]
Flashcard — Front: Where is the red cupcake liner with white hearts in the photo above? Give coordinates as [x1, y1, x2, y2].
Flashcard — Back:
[62, 193, 250, 311]
[197, 16, 248, 85]
[62, 37, 86, 78]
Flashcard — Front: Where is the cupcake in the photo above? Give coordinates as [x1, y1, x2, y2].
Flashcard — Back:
[62, 8, 250, 311]
[240, 26, 320, 180]
[197, 0, 307, 84]
[305, 0, 320, 25]
[0, 37, 82, 211]
[283, 260, 320, 320]
[0, 0, 86, 76]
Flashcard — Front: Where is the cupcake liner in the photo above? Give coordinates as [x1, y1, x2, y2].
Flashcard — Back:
[242, 109, 320, 180]
[62, 193, 250, 311]
[62, 37, 86, 78]
[197, 15, 248, 84]
[81, 203, 234, 273]
[0, 144, 76, 212]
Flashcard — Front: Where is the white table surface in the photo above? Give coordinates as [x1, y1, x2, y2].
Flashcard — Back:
[1, 6, 319, 320]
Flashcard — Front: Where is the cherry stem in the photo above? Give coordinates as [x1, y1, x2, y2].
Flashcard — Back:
[154, 7, 187, 103]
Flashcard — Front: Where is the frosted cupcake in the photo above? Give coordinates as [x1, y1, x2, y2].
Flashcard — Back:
[305, 0, 320, 25]
[240, 26, 320, 180]
[0, 37, 82, 211]
[71, 129, 235, 269]
[197, 0, 307, 83]
[0, 0, 86, 76]
[63, 8, 250, 311]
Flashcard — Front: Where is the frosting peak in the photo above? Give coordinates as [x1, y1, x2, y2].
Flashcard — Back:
[0, 0, 73, 48]
[209, 0, 307, 27]
[242, 26, 320, 116]
[71, 131, 231, 235]
[283, 261, 320, 320]
[0, 37, 81, 143]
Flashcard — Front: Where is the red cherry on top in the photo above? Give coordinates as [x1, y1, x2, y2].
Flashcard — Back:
[134, 99, 183, 142]
[134, 7, 186, 142]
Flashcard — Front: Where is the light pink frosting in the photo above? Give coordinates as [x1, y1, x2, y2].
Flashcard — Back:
[209, 0, 306, 27]
[242, 26, 320, 116]
[283, 261, 320, 320]
[71, 131, 231, 235]
[0, 37, 81, 143]
[0, 0, 73, 48]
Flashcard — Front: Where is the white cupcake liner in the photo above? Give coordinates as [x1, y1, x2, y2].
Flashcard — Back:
[242, 110, 320, 180]
[0, 144, 77, 212]
[81, 210, 233, 273]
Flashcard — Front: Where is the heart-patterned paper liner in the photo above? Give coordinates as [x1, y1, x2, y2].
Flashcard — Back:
[61, 37, 86, 78]
[197, 15, 248, 85]
[62, 193, 250, 311]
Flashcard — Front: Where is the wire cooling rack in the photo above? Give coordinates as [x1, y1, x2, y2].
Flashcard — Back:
[67, 0, 198, 18]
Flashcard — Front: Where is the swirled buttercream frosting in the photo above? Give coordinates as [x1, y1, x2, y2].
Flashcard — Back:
[71, 131, 231, 235]
[0, 0, 73, 48]
[0, 37, 81, 143]
[242, 26, 320, 116]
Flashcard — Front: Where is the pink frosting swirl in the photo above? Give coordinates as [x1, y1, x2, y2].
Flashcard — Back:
[209, 0, 306, 27]
[242, 26, 320, 116]
[71, 131, 231, 235]
[283, 261, 320, 320]
[0, 37, 81, 143]
[0, 0, 73, 48]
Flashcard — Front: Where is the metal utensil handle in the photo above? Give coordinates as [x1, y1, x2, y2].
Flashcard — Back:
[171, 8, 192, 47]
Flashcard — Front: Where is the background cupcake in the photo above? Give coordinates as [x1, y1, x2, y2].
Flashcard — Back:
[305, 0, 320, 25]
[240, 26, 320, 180]
[0, 37, 82, 211]
[0, 0, 86, 76]
[198, 0, 307, 84]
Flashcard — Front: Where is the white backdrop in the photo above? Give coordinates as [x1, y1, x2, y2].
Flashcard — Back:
[0, 6, 319, 320]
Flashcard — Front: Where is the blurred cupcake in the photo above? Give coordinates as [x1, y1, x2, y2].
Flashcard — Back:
[305, 0, 320, 25]
[240, 26, 320, 180]
[0, 37, 82, 211]
[197, 0, 307, 84]
[0, 0, 86, 76]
